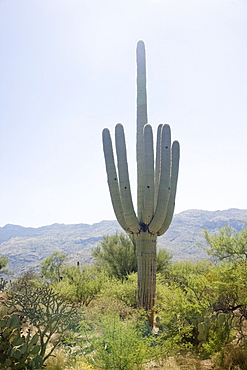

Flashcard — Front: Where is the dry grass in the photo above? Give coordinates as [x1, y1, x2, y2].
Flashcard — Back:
[44, 348, 69, 370]
[144, 354, 214, 370]
[44, 347, 94, 370]
[214, 344, 247, 370]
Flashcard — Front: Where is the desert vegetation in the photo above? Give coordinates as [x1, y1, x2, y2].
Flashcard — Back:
[1, 227, 247, 369]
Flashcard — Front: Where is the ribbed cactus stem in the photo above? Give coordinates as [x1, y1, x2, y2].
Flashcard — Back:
[149, 124, 171, 234]
[158, 140, 180, 236]
[136, 40, 148, 220]
[136, 232, 157, 314]
[102, 40, 180, 325]
[115, 124, 140, 233]
[154, 124, 163, 208]
[102, 128, 130, 233]
[143, 124, 154, 225]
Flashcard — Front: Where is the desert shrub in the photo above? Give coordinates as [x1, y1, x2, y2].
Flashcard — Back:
[9, 269, 42, 292]
[0, 255, 8, 275]
[85, 296, 136, 324]
[101, 272, 138, 308]
[92, 233, 137, 281]
[41, 251, 67, 283]
[156, 260, 244, 355]
[215, 344, 247, 370]
[43, 347, 70, 370]
[82, 314, 161, 370]
[53, 265, 105, 306]
[155, 278, 206, 351]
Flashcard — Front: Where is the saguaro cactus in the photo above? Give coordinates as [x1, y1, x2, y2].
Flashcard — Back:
[102, 41, 180, 324]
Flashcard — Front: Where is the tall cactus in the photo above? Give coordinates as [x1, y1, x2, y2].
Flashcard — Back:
[102, 41, 180, 324]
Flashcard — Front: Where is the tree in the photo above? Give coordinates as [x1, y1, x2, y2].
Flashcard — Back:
[41, 251, 67, 282]
[0, 255, 8, 274]
[0, 255, 9, 291]
[54, 264, 104, 306]
[156, 248, 173, 275]
[93, 233, 137, 281]
[93, 233, 172, 281]
[203, 225, 247, 262]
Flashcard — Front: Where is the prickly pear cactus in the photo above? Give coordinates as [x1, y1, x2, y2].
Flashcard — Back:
[198, 318, 211, 343]
[0, 313, 42, 369]
[196, 312, 230, 345]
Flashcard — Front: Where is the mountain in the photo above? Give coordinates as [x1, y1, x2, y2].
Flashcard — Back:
[1, 208, 247, 277]
[158, 208, 247, 261]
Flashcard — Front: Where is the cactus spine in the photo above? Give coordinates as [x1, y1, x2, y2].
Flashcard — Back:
[102, 41, 180, 324]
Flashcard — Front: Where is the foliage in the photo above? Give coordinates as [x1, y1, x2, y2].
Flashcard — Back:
[83, 314, 160, 370]
[93, 233, 172, 281]
[0, 255, 9, 292]
[156, 248, 173, 275]
[4, 284, 80, 367]
[41, 251, 67, 283]
[10, 269, 42, 292]
[93, 233, 137, 281]
[3, 225, 247, 368]
[53, 264, 105, 306]
[155, 259, 243, 355]
[203, 225, 247, 262]
[0, 255, 8, 274]
[0, 256, 9, 290]
[102, 273, 138, 308]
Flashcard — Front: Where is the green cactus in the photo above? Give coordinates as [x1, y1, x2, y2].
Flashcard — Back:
[198, 318, 211, 343]
[217, 312, 227, 324]
[0, 314, 42, 369]
[102, 41, 180, 324]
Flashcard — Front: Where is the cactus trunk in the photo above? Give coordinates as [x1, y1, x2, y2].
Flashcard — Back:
[135, 232, 157, 320]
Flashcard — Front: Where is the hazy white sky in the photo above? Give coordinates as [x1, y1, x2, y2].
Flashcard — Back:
[1, 0, 247, 227]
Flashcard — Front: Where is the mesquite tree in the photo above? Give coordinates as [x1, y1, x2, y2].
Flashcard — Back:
[102, 41, 180, 324]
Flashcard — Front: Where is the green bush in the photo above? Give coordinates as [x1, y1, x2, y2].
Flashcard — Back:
[102, 273, 138, 308]
[84, 314, 160, 370]
[53, 265, 104, 306]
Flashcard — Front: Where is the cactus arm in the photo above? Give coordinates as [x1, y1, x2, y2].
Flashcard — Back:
[142, 124, 154, 225]
[157, 140, 180, 236]
[115, 124, 140, 234]
[102, 128, 130, 233]
[136, 40, 148, 220]
[149, 124, 171, 234]
[154, 124, 163, 209]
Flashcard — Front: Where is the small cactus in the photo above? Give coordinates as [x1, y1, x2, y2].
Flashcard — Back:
[0, 314, 42, 369]
[196, 313, 229, 345]
[198, 320, 210, 342]
[218, 312, 227, 324]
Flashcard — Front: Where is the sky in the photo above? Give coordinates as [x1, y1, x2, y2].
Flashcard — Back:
[1, 0, 247, 227]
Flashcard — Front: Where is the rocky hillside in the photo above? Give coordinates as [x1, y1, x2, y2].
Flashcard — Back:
[1, 208, 247, 276]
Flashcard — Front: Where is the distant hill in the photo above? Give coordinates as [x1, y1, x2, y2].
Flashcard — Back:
[1, 208, 247, 276]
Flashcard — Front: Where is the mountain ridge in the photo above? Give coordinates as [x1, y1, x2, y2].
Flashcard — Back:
[1, 208, 247, 276]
